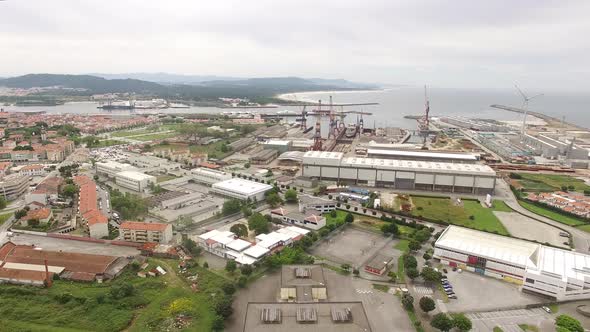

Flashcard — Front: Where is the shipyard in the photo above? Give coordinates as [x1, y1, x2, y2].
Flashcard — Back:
[1, 0, 590, 331]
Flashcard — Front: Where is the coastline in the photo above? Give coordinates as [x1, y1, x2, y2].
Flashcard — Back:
[275, 88, 390, 103]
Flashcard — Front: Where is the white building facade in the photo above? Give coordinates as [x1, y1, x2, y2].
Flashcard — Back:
[96, 161, 137, 178]
[115, 171, 156, 192]
[302, 151, 496, 194]
[191, 168, 232, 186]
[434, 226, 590, 301]
[211, 178, 272, 201]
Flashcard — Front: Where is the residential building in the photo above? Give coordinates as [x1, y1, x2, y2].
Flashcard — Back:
[18, 164, 44, 177]
[25, 176, 63, 205]
[434, 226, 590, 301]
[0, 173, 30, 200]
[0, 161, 12, 177]
[211, 178, 272, 201]
[115, 171, 156, 192]
[364, 254, 394, 276]
[20, 207, 53, 226]
[120, 221, 173, 243]
[75, 176, 109, 239]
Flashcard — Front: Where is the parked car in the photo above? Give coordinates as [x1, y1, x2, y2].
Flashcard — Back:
[559, 232, 570, 238]
[542, 306, 552, 313]
[443, 269, 448, 273]
[452, 267, 457, 272]
[448, 295, 457, 299]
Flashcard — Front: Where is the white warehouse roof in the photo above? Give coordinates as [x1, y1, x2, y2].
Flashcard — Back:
[212, 178, 272, 196]
[436, 226, 539, 267]
[528, 246, 590, 282]
[367, 149, 478, 161]
[116, 170, 156, 181]
[302, 151, 496, 177]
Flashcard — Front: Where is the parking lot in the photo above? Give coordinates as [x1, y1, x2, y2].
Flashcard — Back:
[494, 211, 567, 248]
[440, 268, 545, 312]
[466, 308, 554, 332]
[310, 227, 394, 266]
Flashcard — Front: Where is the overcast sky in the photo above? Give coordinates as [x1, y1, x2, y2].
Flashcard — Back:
[1, 0, 589, 90]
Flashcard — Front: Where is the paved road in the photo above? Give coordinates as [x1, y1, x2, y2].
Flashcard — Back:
[497, 180, 590, 253]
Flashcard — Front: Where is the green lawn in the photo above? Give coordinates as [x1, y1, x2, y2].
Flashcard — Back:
[326, 210, 348, 227]
[394, 239, 410, 252]
[0, 259, 220, 332]
[372, 284, 390, 293]
[156, 174, 178, 183]
[576, 224, 590, 232]
[95, 139, 125, 147]
[132, 132, 180, 142]
[518, 200, 586, 226]
[0, 212, 13, 225]
[491, 200, 513, 212]
[411, 196, 509, 235]
[515, 173, 590, 192]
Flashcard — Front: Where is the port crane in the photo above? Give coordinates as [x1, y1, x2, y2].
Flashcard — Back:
[417, 86, 430, 147]
[286, 95, 377, 151]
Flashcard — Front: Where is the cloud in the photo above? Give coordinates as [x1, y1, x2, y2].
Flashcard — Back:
[0, 0, 589, 90]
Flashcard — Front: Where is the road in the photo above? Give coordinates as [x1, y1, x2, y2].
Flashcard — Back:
[467, 308, 554, 332]
[496, 179, 590, 253]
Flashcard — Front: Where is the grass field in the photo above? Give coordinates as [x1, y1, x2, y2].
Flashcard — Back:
[518, 200, 586, 226]
[576, 224, 590, 232]
[95, 139, 125, 147]
[0, 212, 13, 225]
[153, 140, 234, 160]
[394, 239, 410, 252]
[514, 173, 590, 192]
[411, 196, 509, 235]
[131, 132, 180, 142]
[0, 259, 221, 332]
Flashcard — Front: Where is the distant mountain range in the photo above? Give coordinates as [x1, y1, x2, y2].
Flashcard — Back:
[0, 74, 378, 99]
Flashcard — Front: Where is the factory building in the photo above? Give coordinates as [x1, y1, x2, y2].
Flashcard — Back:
[262, 140, 292, 153]
[366, 149, 479, 163]
[440, 116, 510, 132]
[302, 151, 496, 194]
[522, 134, 589, 162]
[211, 178, 273, 201]
[115, 171, 156, 192]
[127, 154, 182, 171]
[434, 226, 590, 301]
[191, 167, 232, 186]
[96, 161, 137, 178]
[250, 149, 279, 165]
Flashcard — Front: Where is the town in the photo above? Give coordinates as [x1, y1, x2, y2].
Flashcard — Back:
[0, 99, 587, 332]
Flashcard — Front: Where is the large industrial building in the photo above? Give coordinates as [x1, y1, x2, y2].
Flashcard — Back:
[366, 149, 479, 163]
[434, 226, 590, 301]
[96, 161, 137, 178]
[211, 178, 272, 201]
[302, 151, 496, 194]
[191, 167, 232, 185]
[115, 171, 156, 192]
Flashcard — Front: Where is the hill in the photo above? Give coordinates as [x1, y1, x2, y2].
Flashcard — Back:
[0, 74, 377, 100]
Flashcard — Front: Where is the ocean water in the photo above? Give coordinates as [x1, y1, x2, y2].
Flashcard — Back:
[2, 87, 589, 130]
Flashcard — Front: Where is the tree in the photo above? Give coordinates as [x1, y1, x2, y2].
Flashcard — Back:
[451, 313, 472, 332]
[0, 197, 6, 210]
[555, 315, 584, 332]
[248, 212, 270, 235]
[421, 267, 442, 284]
[15, 208, 27, 219]
[408, 241, 422, 252]
[222, 199, 241, 216]
[284, 189, 298, 203]
[430, 313, 454, 332]
[387, 271, 397, 282]
[225, 260, 237, 273]
[401, 294, 414, 310]
[61, 184, 78, 198]
[241, 205, 252, 217]
[240, 264, 253, 276]
[423, 253, 432, 261]
[330, 210, 337, 218]
[266, 192, 282, 207]
[381, 223, 399, 236]
[345, 212, 354, 223]
[413, 229, 431, 243]
[406, 267, 420, 280]
[419, 296, 436, 313]
[221, 283, 236, 295]
[230, 224, 248, 238]
[237, 275, 248, 288]
[341, 263, 351, 272]
[402, 254, 418, 269]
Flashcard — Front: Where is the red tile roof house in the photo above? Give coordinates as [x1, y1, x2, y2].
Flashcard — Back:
[76, 177, 109, 239]
[19, 207, 53, 226]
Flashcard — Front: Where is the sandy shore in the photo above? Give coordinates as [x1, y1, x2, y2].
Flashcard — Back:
[276, 88, 389, 103]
